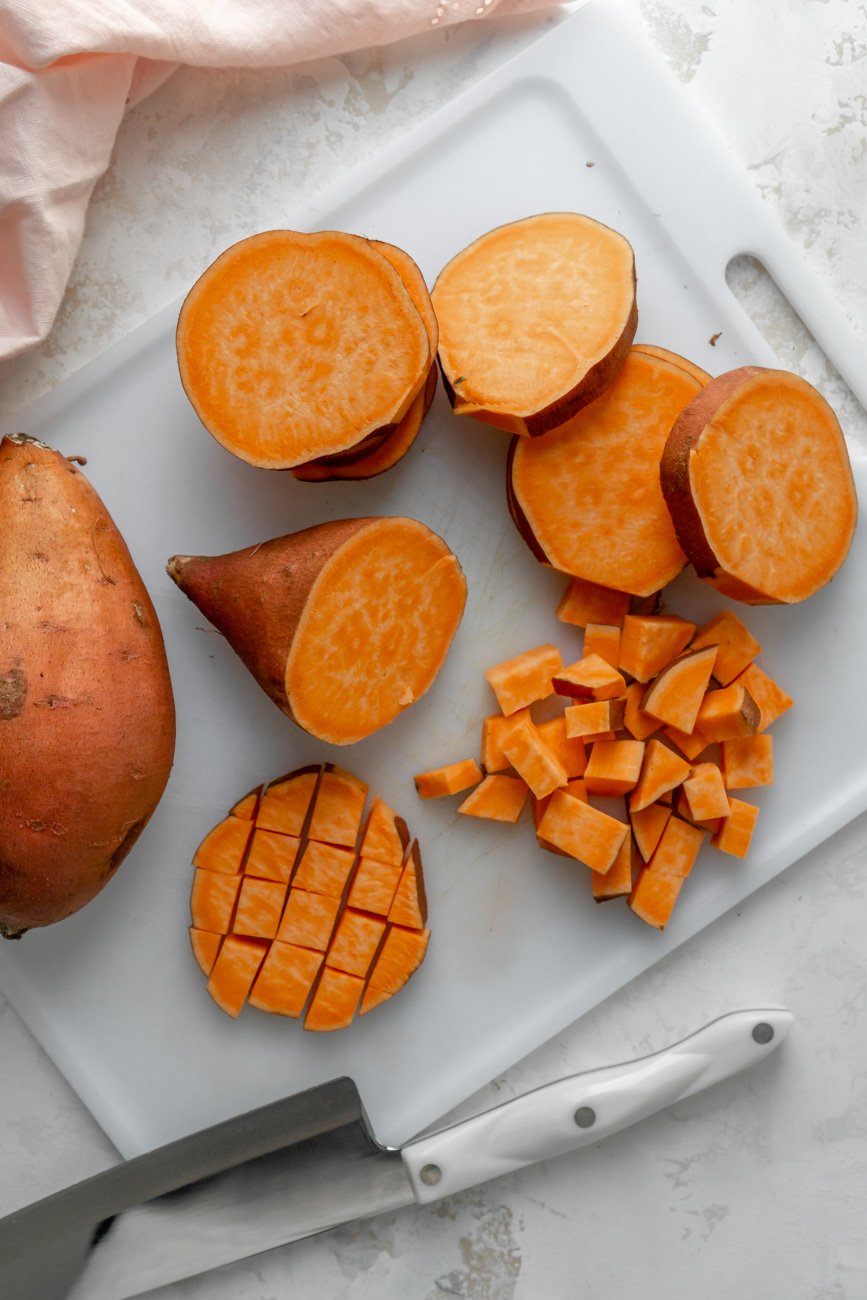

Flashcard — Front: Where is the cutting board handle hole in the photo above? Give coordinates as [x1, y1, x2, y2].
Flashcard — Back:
[725, 253, 860, 418]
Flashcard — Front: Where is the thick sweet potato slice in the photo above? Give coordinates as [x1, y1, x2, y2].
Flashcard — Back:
[556, 576, 630, 629]
[660, 366, 857, 603]
[508, 350, 699, 595]
[168, 517, 467, 745]
[414, 759, 483, 799]
[631, 343, 711, 386]
[361, 925, 430, 1013]
[641, 645, 718, 734]
[433, 213, 636, 435]
[190, 765, 430, 1026]
[176, 229, 430, 469]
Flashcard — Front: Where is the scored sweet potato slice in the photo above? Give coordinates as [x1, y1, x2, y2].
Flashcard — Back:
[660, 366, 857, 603]
[508, 349, 700, 595]
[193, 815, 253, 875]
[433, 213, 637, 436]
[168, 517, 467, 745]
[361, 925, 431, 1014]
[176, 229, 430, 469]
[189, 765, 430, 1027]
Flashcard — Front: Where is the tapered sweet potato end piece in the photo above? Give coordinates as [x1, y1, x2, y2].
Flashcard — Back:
[169, 517, 467, 745]
[176, 229, 430, 469]
[508, 349, 698, 595]
[362, 925, 431, 1007]
[661, 366, 857, 604]
[189, 928, 223, 977]
[433, 213, 637, 436]
[248, 942, 323, 1018]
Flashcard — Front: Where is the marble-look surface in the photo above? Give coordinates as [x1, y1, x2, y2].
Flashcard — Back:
[2, 2, 866, 1296]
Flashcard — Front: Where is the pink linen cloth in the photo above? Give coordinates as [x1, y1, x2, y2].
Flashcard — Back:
[0, 0, 557, 361]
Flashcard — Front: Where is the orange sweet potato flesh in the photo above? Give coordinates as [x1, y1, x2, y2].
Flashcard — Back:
[508, 350, 699, 595]
[433, 213, 637, 436]
[457, 775, 529, 824]
[0, 434, 176, 939]
[641, 645, 718, 734]
[168, 516, 467, 745]
[176, 229, 430, 469]
[660, 366, 857, 603]
[631, 344, 712, 386]
[189, 764, 430, 1029]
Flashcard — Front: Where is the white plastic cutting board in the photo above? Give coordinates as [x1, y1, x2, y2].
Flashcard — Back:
[2, 1, 866, 1159]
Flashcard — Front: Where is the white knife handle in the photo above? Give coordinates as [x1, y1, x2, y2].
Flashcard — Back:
[401, 1007, 793, 1203]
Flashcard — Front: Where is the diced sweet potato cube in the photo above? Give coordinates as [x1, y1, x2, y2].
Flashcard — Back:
[276, 889, 341, 951]
[291, 840, 357, 898]
[695, 684, 760, 743]
[556, 576, 630, 629]
[457, 774, 528, 823]
[682, 762, 730, 822]
[536, 716, 587, 778]
[691, 611, 761, 685]
[629, 738, 691, 813]
[230, 786, 262, 820]
[365, 925, 430, 996]
[244, 828, 301, 883]
[485, 644, 564, 716]
[206, 935, 268, 1017]
[564, 698, 626, 739]
[500, 714, 569, 799]
[584, 739, 645, 796]
[583, 623, 621, 668]
[307, 765, 369, 847]
[304, 967, 365, 1032]
[711, 797, 760, 858]
[414, 758, 483, 799]
[232, 876, 287, 940]
[591, 831, 634, 901]
[248, 941, 322, 1017]
[722, 735, 774, 789]
[326, 909, 387, 979]
[190, 869, 242, 934]
[553, 653, 626, 701]
[189, 927, 222, 977]
[347, 856, 404, 916]
[647, 815, 705, 878]
[731, 663, 793, 733]
[481, 709, 530, 772]
[536, 789, 627, 873]
[618, 614, 695, 682]
[630, 802, 672, 862]
[536, 780, 588, 854]
[628, 868, 684, 930]
[359, 797, 410, 866]
[256, 767, 320, 836]
[193, 815, 252, 875]
[388, 842, 428, 928]
[663, 724, 710, 761]
[623, 680, 661, 741]
[642, 646, 718, 733]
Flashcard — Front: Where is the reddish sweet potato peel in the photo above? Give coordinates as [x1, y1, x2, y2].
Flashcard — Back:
[190, 764, 429, 1029]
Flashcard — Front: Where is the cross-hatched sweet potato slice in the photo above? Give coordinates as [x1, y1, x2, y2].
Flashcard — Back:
[307, 765, 368, 848]
[190, 869, 242, 934]
[176, 229, 430, 470]
[288, 839, 356, 898]
[189, 928, 222, 977]
[346, 856, 404, 917]
[275, 889, 341, 951]
[363, 925, 431, 1000]
[359, 797, 410, 867]
[660, 366, 857, 603]
[433, 213, 636, 436]
[326, 909, 387, 979]
[304, 967, 365, 1032]
[256, 767, 320, 837]
[388, 843, 428, 929]
[243, 828, 301, 883]
[193, 815, 253, 875]
[248, 942, 323, 1018]
[508, 350, 699, 596]
[232, 877, 288, 940]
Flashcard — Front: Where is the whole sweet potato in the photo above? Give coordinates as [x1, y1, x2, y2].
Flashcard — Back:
[0, 434, 176, 937]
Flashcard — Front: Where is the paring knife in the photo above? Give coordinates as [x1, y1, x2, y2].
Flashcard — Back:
[0, 1007, 792, 1299]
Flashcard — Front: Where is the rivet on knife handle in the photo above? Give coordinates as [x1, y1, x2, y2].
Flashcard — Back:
[401, 1008, 793, 1203]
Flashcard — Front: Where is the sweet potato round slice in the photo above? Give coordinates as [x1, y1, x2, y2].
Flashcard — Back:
[176, 229, 430, 469]
[660, 366, 857, 603]
[509, 349, 700, 595]
[168, 517, 467, 745]
[432, 213, 637, 436]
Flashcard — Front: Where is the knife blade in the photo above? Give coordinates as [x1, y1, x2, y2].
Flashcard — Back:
[0, 1007, 792, 1299]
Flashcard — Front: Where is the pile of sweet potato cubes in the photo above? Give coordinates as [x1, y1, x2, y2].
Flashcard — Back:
[415, 576, 792, 930]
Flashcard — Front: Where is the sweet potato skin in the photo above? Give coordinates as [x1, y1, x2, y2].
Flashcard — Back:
[0, 435, 176, 937]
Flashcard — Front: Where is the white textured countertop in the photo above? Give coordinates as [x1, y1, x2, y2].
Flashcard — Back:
[2, 2, 867, 1296]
